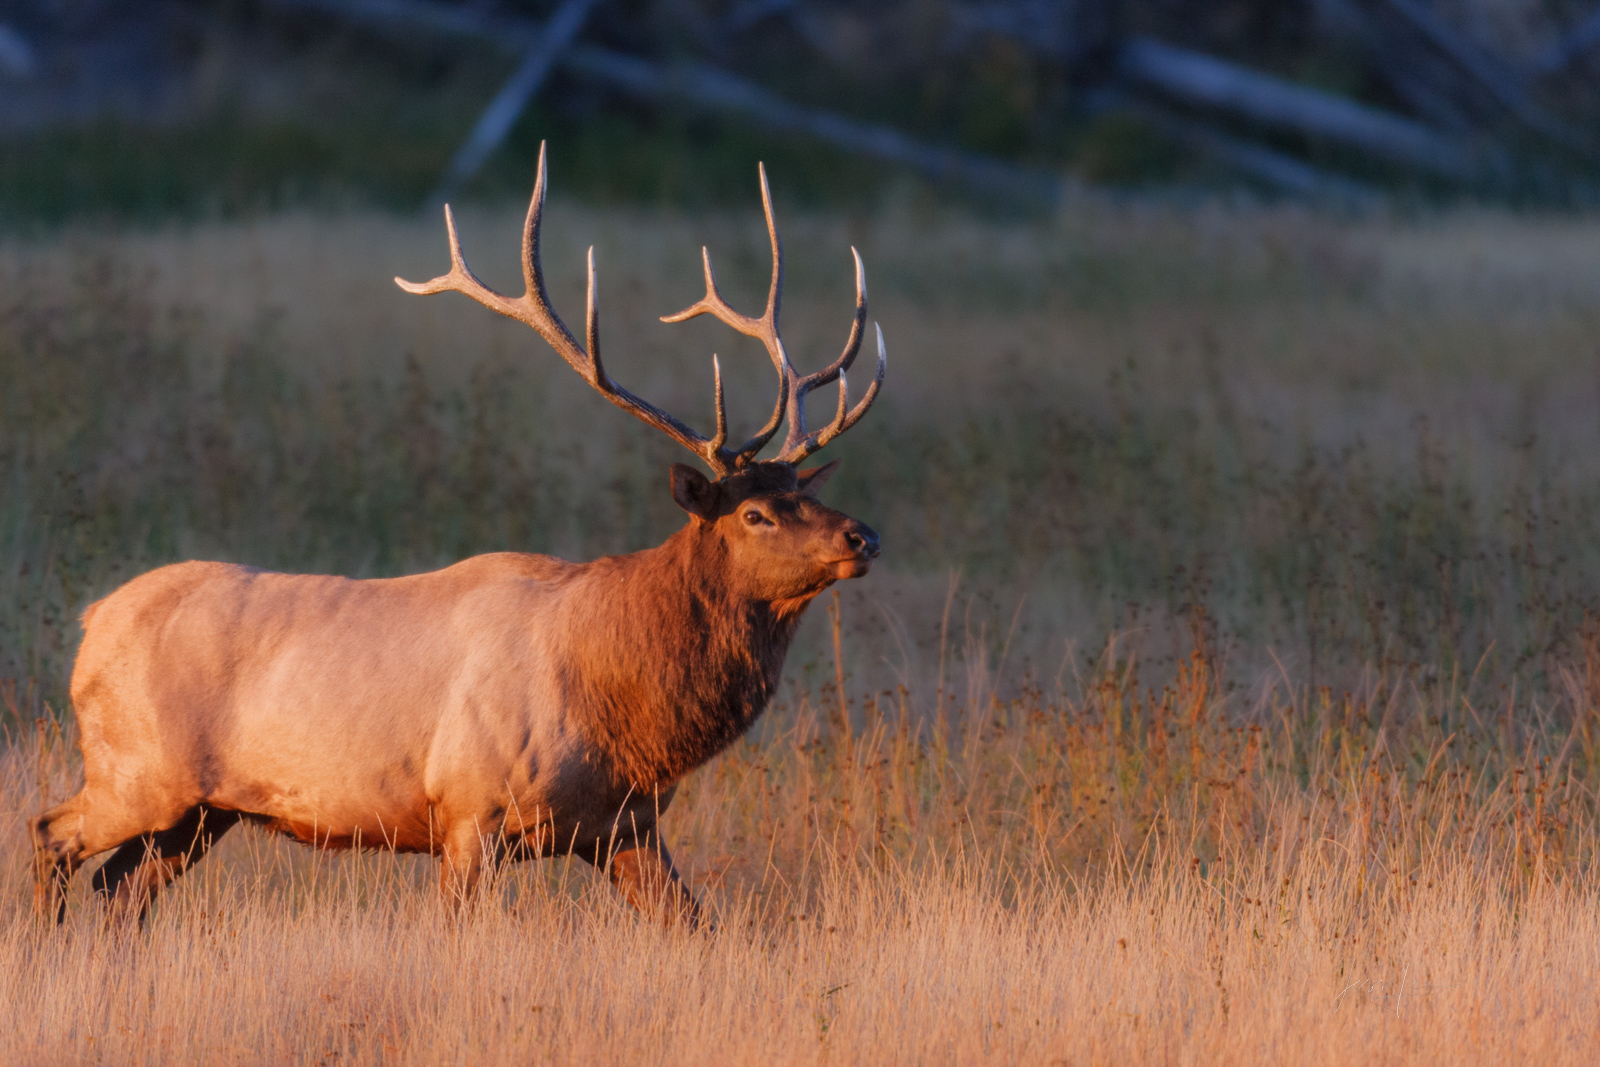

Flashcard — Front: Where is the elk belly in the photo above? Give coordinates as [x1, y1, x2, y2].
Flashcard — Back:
[158, 567, 480, 853]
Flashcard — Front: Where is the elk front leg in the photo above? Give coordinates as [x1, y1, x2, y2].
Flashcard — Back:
[439, 821, 492, 911]
[605, 837, 703, 930]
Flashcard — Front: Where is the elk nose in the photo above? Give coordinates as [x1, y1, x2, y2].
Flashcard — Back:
[845, 523, 880, 559]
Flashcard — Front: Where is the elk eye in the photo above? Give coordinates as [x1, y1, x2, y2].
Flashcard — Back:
[743, 509, 767, 526]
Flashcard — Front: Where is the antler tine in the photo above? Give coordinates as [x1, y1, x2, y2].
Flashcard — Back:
[826, 322, 886, 441]
[395, 205, 514, 314]
[778, 322, 887, 465]
[789, 247, 866, 396]
[584, 246, 603, 385]
[710, 355, 728, 454]
[660, 247, 766, 335]
[584, 242, 738, 475]
[522, 142, 551, 317]
[772, 249, 873, 464]
[397, 142, 740, 478]
[729, 162, 790, 461]
[657, 163, 796, 468]
[396, 147, 591, 381]
[758, 161, 782, 326]
[659, 162, 783, 338]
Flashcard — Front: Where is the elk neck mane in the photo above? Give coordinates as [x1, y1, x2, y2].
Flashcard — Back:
[555, 520, 822, 790]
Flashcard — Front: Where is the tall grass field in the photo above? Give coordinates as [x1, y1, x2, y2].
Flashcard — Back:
[4, 190, 1600, 1063]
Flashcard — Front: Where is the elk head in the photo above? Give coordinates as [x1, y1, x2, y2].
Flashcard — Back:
[395, 143, 886, 603]
[669, 459, 880, 605]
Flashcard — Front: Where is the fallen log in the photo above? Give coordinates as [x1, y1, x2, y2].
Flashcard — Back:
[0, 22, 34, 80]
[1532, 6, 1600, 75]
[719, 0, 801, 36]
[1111, 97, 1384, 204]
[1376, 0, 1590, 156]
[1119, 36, 1477, 179]
[566, 49, 1064, 203]
[269, 0, 1067, 205]
[429, 0, 602, 205]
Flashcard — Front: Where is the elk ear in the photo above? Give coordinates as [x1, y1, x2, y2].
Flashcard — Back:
[670, 463, 720, 520]
[796, 459, 841, 497]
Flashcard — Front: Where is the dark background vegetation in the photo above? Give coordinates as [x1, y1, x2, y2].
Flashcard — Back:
[3, 0, 1600, 224]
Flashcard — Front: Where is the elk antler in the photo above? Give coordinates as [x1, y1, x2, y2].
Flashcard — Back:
[773, 252, 885, 466]
[397, 145, 884, 476]
[658, 163, 790, 467]
[396, 142, 765, 478]
[660, 164, 886, 469]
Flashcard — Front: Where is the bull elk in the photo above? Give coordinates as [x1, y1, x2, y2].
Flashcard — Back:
[31, 145, 885, 928]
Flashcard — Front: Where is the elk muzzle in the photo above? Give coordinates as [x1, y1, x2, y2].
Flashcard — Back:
[832, 520, 880, 579]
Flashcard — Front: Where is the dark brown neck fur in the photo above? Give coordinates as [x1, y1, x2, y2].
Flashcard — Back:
[557, 523, 822, 790]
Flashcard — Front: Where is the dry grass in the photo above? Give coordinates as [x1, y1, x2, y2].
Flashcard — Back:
[4, 194, 1600, 1063]
[7, 652, 1600, 1064]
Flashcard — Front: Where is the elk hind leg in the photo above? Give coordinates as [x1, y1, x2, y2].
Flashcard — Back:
[91, 806, 242, 925]
[30, 790, 142, 924]
[30, 798, 86, 925]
